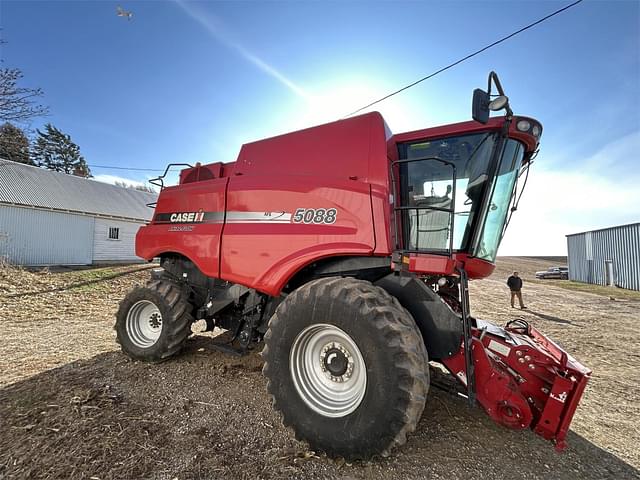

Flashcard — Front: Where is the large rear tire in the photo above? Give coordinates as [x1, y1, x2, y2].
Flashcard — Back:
[115, 279, 193, 362]
[262, 277, 429, 460]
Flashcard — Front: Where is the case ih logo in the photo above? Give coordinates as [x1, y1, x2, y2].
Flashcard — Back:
[154, 210, 221, 224]
[170, 211, 205, 223]
[154, 211, 206, 224]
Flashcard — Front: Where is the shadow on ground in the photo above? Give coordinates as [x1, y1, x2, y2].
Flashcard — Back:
[1, 337, 637, 480]
[525, 309, 573, 325]
[6, 265, 155, 298]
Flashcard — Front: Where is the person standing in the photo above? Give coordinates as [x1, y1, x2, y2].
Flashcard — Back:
[507, 271, 527, 309]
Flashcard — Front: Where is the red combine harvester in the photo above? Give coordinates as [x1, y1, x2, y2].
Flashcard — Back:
[116, 72, 590, 459]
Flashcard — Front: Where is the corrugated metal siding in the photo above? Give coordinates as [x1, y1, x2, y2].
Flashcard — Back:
[0, 158, 156, 221]
[0, 205, 94, 265]
[567, 223, 640, 291]
[93, 218, 144, 262]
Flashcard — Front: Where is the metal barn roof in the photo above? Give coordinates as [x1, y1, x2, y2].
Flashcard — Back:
[566, 222, 640, 237]
[0, 159, 157, 221]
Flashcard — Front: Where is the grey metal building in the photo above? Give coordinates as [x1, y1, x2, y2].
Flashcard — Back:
[566, 223, 640, 291]
[0, 159, 156, 266]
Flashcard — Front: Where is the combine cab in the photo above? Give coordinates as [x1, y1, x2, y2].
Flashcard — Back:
[116, 72, 590, 459]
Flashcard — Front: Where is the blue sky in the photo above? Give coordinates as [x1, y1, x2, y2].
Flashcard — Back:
[2, 0, 639, 255]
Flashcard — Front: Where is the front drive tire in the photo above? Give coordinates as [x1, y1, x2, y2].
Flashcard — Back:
[262, 277, 429, 460]
[115, 279, 193, 362]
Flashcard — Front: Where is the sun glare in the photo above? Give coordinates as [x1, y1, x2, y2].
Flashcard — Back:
[300, 81, 427, 134]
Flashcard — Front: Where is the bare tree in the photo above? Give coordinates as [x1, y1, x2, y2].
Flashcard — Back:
[0, 68, 49, 123]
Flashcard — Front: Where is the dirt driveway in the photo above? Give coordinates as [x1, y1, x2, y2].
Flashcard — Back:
[1, 260, 638, 479]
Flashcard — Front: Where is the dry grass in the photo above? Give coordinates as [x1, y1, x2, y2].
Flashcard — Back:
[528, 279, 640, 301]
[0, 263, 154, 386]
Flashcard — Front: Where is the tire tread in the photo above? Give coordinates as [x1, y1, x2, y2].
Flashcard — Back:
[115, 279, 194, 362]
[262, 277, 429, 459]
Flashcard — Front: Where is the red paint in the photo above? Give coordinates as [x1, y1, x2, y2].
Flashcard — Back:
[136, 177, 228, 277]
[453, 253, 496, 279]
[406, 254, 458, 275]
[442, 322, 591, 451]
[234, 112, 390, 188]
[402, 252, 495, 279]
[370, 183, 393, 255]
[391, 115, 541, 155]
[220, 175, 376, 296]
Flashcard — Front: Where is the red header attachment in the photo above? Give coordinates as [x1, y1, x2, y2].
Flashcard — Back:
[442, 318, 591, 452]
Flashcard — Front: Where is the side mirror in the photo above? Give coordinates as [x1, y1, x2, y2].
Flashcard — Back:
[472, 72, 513, 123]
[472, 88, 490, 124]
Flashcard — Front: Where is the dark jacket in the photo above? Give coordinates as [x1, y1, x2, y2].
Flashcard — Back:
[507, 276, 523, 291]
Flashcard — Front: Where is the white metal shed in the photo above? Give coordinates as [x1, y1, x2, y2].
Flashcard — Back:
[566, 222, 640, 291]
[0, 159, 157, 266]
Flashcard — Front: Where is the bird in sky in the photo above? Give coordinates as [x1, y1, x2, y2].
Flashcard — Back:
[116, 6, 133, 21]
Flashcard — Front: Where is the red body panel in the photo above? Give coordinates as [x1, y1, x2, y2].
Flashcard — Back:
[397, 252, 496, 278]
[234, 112, 390, 187]
[370, 183, 393, 255]
[220, 175, 378, 296]
[390, 115, 540, 155]
[138, 113, 393, 294]
[136, 178, 228, 277]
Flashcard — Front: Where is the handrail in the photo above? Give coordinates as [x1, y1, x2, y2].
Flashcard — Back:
[458, 267, 476, 407]
[148, 163, 194, 190]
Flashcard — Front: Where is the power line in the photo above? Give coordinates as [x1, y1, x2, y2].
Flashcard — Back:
[88, 164, 164, 172]
[345, 0, 584, 118]
[0, 149, 170, 173]
[0, 153, 166, 173]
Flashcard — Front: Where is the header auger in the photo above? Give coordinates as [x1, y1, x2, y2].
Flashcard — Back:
[116, 72, 590, 459]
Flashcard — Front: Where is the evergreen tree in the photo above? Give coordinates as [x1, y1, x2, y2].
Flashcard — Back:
[32, 123, 91, 177]
[0, 122, 31, 164]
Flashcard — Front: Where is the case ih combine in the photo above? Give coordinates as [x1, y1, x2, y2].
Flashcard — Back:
[116, 73, 590, 459]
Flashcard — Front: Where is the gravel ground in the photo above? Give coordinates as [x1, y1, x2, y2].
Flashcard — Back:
[0, 259, 638, 479]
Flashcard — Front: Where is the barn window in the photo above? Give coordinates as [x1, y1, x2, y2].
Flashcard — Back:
[108, 227, 120, 240]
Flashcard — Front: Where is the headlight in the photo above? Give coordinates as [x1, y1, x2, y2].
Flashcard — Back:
[516, 120, 531, 132]
[532, 125, 541, 137]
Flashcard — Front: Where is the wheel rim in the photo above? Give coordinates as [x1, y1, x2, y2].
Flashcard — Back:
[126, 300, 163, 348]
[290, 324, 367, 418]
